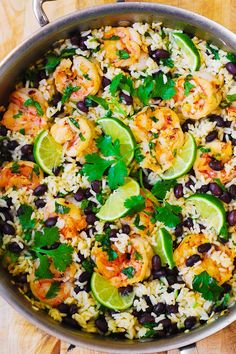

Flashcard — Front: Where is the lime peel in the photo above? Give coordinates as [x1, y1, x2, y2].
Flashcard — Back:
[172, 32, 201, 71]
[154, 228, 175, 269]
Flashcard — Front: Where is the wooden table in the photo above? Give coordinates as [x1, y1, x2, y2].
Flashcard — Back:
[0, 1, 236, 353]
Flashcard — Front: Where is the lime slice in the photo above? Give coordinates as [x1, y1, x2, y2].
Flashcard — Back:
[96, 177, 140, 221]
[162, 133, 197, 180]
[154, 228, 175, 269]
[98, 117, 135, 165]
[172, 32, 201, 71]
[91, 272, 135, 310]
[33, 130, 63, 175]
[187, 193, 227, 235]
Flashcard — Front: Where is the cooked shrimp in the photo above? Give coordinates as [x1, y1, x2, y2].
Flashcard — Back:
[50, 116, 96, 157]
[131, 106, 184, 173]
[103, 27, 142, 67]
[92, 236, 153, 288]
[53, 56, 101, 101]
[2, 88, 48, 136]
[194, 140, 236, 183]
[174, 74, 222, 119]
[174, 234, 234, 286]
[30, 262, 76, 307]
[45, 198, 87, 239]
[0, 161, 43, 190]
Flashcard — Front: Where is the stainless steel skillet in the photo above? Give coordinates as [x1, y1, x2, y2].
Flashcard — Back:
[0, 1, 235, 352]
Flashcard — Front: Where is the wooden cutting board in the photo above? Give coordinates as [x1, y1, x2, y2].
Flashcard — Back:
[0, 1, 236, 353]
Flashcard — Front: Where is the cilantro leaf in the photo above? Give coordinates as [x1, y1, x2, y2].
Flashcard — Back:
[134, 214, 145, 230]
[192, 271, 223, 301]
[151, 179, 177, 200]
[110, 74, 123, 95]
[82, 153, 113, 181]
[61, 84, 79, 104]
[23, 98, 44, 116]
[108, 159, 127, 190]
[34, 227, 59, 248]
[152, 72, 176, 100]
[134, 146, 145, 163]
[154, 203, 182, 228]
[60, 48, 76, 58]
[226, 94, 236, 102]
[40, 244, 74, 272]
[55, 202, 70, 214]
[2, 251, 19, 267]
[184, 78, 195, 96]
[86, 95, 109, 110]
[45, 281, 61, 299]
[226, 53, 236, 63]
[160, 58, 174, 68]
[117, 50, 130, 59]
[82, 258, 95, 273]
[137, 76, 155, 106]
[97, 135, 121, 158]
[206, 43, 220, 60]
[35, 254, 53, 279]
[103, 35, 120, 41]
[124, 195, 146, 215]
[13, 110, 23, 119]
[11, 162, 20, 174]
[121, 266, 135, 279]
[107, 249, 118, 261]
[18, 204, 36, 231]
[45, 54, 61, 72]
[109, 74, 135, 96]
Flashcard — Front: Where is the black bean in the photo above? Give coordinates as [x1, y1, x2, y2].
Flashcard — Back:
[183, 217, 193, 229]
[220, 191, 232, 204]
[23, 153, 35, 162]
[52, 93, 62, 106]
[86, 213, 97, 225]
[91, 180, 102, 193]
[0, 124, 7, 136]
[152, 255, 161, 271]
[85, 188, 92, 198]
[0, 208, 13, 222]
[231, 137, 236, 146]
[158, 318, 172, 330]
[8, 241, 23, 253]
[14, 273, 27, 283]
[85, 97, 98, 108]
[78, 37, 88, 51]
[109, 229, 118, 238]
[84, 205, 93, 215]
[167, 266, 178, 276]
[21, 144, 33, 155]
[198, 184, 209, 193]
[227, 210, 236, 226]
[104, 222, 111, 230]
[74, 188, 85, 202]
[102, 76, 111, 88]
[222, 282, 231, 293]
[198, 243, 211, 253]
[6, 198, 13, 208]
[229, 185, 236, 198]
[209, 158, 224, 171]
[1, 223, 15, 235]
[152, 269, 166, 279]
[186, 254, 201, 267]
[150, 48, 170, 61]
[69, 31, 80, 46]
[120, 92, 133, 105]
[33, 184, 48, 196]
[209, 182, 223, 196]
[153, 302, 166, 315]
[69, 304, 78, 315]
[74, 285, 81, 294]
[209, 114, 224, 127]
[7, 140, 19, 150]
[52, 166, 61, 176]
[174, 223, 183, 237]
[57, 303, 70, 314]
[185, 179, 194, 189]
[226, 62, 236, 75]
[174, 184, 183, 199]
[78, 271, 90, 283]
[224, 120, 231, 128]
[166, 322, 178, 335]
[181, 119, 194, 133]
[95, 315, 108, 333]
[184, 316, 197, 329]
[205, 130, 218, 142]
[138, 312, 155, 325]
[166, 275, 177, 286]
[63, 316, 79, 329]
[77, 101, 89, 113]
[119, 285, 133, 296]
[121, 224, 131, 234]
[45, 216, 58, 227]
[166, 304, 178, 314]
[35, 198, 46, 209]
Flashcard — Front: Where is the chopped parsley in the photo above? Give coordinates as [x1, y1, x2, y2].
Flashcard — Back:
[124, 195, 146, 215]
[199, 146, 211, 153]
[13, 110, 23, 119]
[184, 77, 195, 96]
[134, 146, 145, 163]
[83, 73, 91, 80]
[23, 98, 44, 116]
[121, 266, 135, 279]
[103, 35, 120, 41]
[55, 202, 70, 214]
[45, 281, 61, 299]
[151, 179, 177, 200]
[19, 128, 25, 135]
[192, 271, 223, 302]
[160, 58, 174, 68]
[10, 162, 20, 174]
[134, 251, 143, 260]
[117, 50, 130, 59]
[61, 84, 79, 104]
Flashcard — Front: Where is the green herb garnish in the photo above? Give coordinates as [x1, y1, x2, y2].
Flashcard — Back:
[23, 99, 44, 116]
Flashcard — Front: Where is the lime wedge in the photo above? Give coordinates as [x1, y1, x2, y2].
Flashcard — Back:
[33, 130, 63, 175]
[98, 117, 135, 165]
[96, 177, 140, 221]
[91, 272, 135, 310]
[187, 193, 227, 235]
[162, 133, 197, 180]
[154, 228, 175, 269]
[172, 32, 201, 71]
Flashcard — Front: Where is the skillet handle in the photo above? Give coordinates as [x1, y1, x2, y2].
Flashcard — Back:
[179, 343, 198, 354]
[32, 0, 57, 27]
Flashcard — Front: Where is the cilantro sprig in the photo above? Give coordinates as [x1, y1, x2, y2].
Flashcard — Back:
[23, 98, 44, 116]
[82, 135, 128, 190]
[192, 271, 223, 302]
[151, 179, 177, 200]
[152, 203, 182, 228]
[61, 84, 79, 104]
[124, 195, 146, 215]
